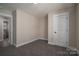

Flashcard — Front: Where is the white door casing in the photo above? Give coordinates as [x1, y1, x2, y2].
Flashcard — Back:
[0, 17, 3, 41]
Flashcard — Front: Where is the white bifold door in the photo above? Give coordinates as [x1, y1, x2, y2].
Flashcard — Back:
[53, 12, 69, 47]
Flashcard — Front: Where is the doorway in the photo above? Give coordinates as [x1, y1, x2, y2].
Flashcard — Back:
[0, 15, 12, 47]
[52, 12, 69, 47]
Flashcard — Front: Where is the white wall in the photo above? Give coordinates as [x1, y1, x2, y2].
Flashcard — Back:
[15, 9, 40, 47]
[38, 16, 48, 40]
[13, 9, 48, 47]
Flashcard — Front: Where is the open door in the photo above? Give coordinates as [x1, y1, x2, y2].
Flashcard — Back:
[53, 12, 69, 47]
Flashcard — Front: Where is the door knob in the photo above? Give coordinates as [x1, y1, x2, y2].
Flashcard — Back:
[54, 32, 56, 33]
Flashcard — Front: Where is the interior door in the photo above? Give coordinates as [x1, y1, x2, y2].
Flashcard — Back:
[53, 13, 69, 47]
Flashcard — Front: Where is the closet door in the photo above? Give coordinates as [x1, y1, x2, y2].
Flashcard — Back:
[53, 13, 69, 47]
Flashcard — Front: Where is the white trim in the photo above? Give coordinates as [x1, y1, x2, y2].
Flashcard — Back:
[0, 13, 12, 18]
[39, 38, 48, 40]
[48, 42, 78, 52]
[48, 42, 79, 55]
[16, 39, 39, 47]
[16, 38, 48, 47]
[48, 42, 77, 50]
[10, 16, 13, 45]
[48, 42, 77, 51]
[67, 12, 69, 47]
[48, 42, 56, 45]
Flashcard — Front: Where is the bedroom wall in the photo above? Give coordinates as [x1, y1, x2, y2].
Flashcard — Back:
[14, 9, 40, 47]
[39, 15, 48, 40]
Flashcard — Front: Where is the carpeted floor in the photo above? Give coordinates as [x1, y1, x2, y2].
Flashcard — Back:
[0, 39, 78, 56]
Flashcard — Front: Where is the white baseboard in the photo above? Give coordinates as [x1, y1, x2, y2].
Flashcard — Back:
[39, 38, 48, 40]
[48, 42, 55, 45]
[16, 39, 39, 47]
[48, 42, 77, 51]
[16, 38, 48, 47]
[49, 42, 78, 51]
[48, 42, 52, 44]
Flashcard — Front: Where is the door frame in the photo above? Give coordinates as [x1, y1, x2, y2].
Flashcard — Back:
[0, 13, 13, 45]
[53, 12, 69, 47]
[0, 16, 4, 41]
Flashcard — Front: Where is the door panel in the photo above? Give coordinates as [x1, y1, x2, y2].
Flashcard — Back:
[53, 13, 69, 47]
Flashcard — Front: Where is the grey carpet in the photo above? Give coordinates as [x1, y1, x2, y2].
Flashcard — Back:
[0, 39, 78, 56]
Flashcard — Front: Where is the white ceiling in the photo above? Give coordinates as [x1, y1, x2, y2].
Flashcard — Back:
[0, 3, 75, 18]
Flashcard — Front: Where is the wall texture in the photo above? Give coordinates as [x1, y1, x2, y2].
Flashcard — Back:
[48, 5, 77, 48]
[39, 16, 48, 40]
[14, 9, 40, 47]
[13, 9, 48, 47]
